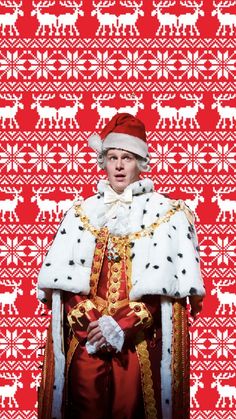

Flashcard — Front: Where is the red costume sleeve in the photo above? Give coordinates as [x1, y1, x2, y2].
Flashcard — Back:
[64, 294, 101, 345]
[113, 295, 161, 342]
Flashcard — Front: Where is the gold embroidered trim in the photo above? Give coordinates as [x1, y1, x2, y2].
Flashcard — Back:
[67, 299, 96, 328]
[171, 299, 190, 419]
[74, 203, 181, 241]
[128, 302, 153, 328]
[136, 333, 158, 419]
[89, 228, 109, 298]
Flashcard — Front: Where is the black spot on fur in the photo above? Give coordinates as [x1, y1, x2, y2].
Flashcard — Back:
[67, 276, 72, 280]
[97, 195, 101, 199]
[69, 260, 75, 265]
[130, 253, 135, 260]
[156, 213, 160, 217]
[177, 253, 183, 258]
[54, 278, 58, 282]
[79, 226, 84, 231]
[141, 224, 145, 229]
[129, 242, 135, 248]
[172, 225, 177, 230]
[80, 259, 85, 264]
[189, 287, 197, 295]
[174, 275, 178, 279]
[196, 257, 199, 263]
[187, 233, 191, 240]
[77, 239, 81, 243]
[182, 269, 186, 274]
[168, 348, 170, 354]
[146, 198, 149, 202]
[165, 399, 169, 404]
[142, 187, 146, 193]
[167, 256, 173, 262]
[153, 243, 157, 246]
[175, 291, 180, 297]
[196, 246, 200, 252]
[168, 234, 171, 239]
[153, 265, 159, 269]
[61, 229, 66, 234]
[160, 202, 163, 205]
[42, 298, 47, 303]
[53, 385, 56, 389]
[162, 288, 167, 294]
[143, 209, 147, 214]
[129, 206, 131, 209]
[45, 263, 51, 266]
[145, 263, 150, 269]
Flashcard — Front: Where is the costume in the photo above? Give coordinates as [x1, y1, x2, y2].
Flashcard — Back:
[38, 178, 205, 419]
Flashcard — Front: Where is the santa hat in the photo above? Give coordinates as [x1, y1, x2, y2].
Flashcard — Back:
[88, 113, 149, 159]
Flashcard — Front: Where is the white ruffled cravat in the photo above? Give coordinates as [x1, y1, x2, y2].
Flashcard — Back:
[104, 187, 133, 205]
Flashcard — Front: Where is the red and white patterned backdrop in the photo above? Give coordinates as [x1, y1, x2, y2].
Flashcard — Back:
[0, 0, 235, 417]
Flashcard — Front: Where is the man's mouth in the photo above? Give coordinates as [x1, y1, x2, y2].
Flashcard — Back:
[115, 174, 125, 179]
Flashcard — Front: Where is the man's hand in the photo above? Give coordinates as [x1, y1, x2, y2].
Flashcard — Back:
[189, 295, 204, 320]
[87, 320, 107, 351]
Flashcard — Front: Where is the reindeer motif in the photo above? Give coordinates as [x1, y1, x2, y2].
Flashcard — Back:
[177, 94, 204, 129]
[177, 1, 204, 36]
[0, 373, 23, 408]
[91, 93, 117, 129]
[211, 373, 236, 408]
[58, 186, 82, 216]
[30, 372, 41, 408]
[151, 93, 178, 128]
[118, 93, 144, 116]
[212, 94, 236, 129]
[30, 278, 46, 315]
[31, 0, 57, 36]
[0, 0, 23, 35]
[31, 94, 57, 129]
[117, 0, 144, 36]
[57, 0, 84, 36]
[212, 187, 236, 222]
[212, 1, 236, 36]
[190, 373, 204, 408]
[91, 1, 117, 36]
[0, 187, 23, 222]
[31, 187, 59, 222]
[0, 280, 23, 315]
[57, 94, 84, 129]
[211, 280, 236, 315]
[0, 94, 23, 129]
[151, 1, 178, 36]
[180, 187, 204, 221]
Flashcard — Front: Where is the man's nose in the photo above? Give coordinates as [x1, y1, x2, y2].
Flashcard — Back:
[116, 158, 124, 170]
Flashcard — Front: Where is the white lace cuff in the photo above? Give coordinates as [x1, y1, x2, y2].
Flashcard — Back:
[98, 315, 124, 352]
[85, 340, 97, 355]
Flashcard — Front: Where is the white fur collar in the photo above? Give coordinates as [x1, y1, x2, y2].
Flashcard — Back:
[97, 178, 154, 196]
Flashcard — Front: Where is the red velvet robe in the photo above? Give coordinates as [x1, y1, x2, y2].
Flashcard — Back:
[63, 243, 163, 419]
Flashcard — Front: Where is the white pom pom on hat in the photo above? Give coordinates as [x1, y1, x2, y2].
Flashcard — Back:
[88, 113, 149, 159]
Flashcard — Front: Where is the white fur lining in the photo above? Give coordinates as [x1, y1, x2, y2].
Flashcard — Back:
[103, 132, 148, 158]
[160, 297, 173, 419]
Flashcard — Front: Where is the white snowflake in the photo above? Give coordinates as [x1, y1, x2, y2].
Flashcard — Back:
[28, 237, 51, 265]
[28, 51, 57, 79]
[179, 144, 207, 172]
[209, 144, 236, 172]
[88, 51, 116, 79]
[209, 236, 236, 266]
[27, 330, 47, 358]
[0, 237, 27, 265]
[208, 330, 236, 358]
[28, 144, 56, 172]
[179, 51, 207, 79]
[58, 51, 87, 79]
[148, 51, 177, 79]
[119, 51, 147, 79]
[0, 330, 26, 358]
[58, 144, 87, 172]
[0, 144, 26, 172]
[149, 144, 177, 172]
[190, 329, 207, 358]
[209, 51, 236, 79]
[0, 51, 26, 79]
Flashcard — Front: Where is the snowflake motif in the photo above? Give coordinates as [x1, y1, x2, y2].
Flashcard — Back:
[190, 329, 208, 358]
[148, 51, 177, 79]
[179, 144, 207, 172]
[28, 237, 51, 265]
[149, 144, 177, 172]
[58, 144, 87, 172]
[28, 51, 57, 79]
[209, 144, 236, 172]
[0, 51, 26, 79]
[209, 51, 236, 79]
[58, 51, 87, 79]
[208, 330, 236, 358]
[209, 236, 236, 266]
[0, 237, 27, 265]
[87, 51, 117, 79]
[28, 144, 56, 172]
[0, 330, 26, 358]
[119, 51, 147, 79]
[179, 51, 207, 79]
[27, 330, 47, 358]
[0, 144, 26, 172]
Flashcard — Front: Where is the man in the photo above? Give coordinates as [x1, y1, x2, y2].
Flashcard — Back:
[38, 113, 205, 419]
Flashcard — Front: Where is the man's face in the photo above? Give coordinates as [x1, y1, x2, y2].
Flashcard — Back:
[105, 149, 140, 194]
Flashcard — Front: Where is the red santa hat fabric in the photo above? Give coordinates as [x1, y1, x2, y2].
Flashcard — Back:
[88, 113, 149, 159]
